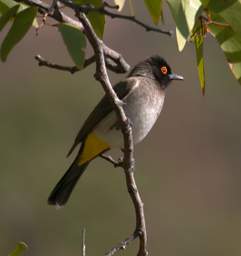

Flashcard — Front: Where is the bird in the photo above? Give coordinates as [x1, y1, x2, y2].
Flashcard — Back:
[48, 55, 183, 206]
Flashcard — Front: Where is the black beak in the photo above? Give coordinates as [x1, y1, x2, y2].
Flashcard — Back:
[168, 73, 184, 81]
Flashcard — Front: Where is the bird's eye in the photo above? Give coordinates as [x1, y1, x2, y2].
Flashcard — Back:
[160, 66, 168, 75]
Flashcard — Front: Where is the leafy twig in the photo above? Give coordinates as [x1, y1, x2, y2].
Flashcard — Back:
[16, 0, 130, 74]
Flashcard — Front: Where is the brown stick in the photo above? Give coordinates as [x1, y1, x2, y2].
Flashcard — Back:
[76, 10, 148, 256]
[34, 54, 128, 74]
[35, 54, 94, 73]
[69, 1, 172, 36]
[81, 228, 86, 256]
[105, 232, 138, 256]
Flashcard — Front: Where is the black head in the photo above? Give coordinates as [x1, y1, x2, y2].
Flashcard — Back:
[129, 55, 184, 89]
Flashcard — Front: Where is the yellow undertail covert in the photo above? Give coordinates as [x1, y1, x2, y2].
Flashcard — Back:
[78, 132, 110, 165]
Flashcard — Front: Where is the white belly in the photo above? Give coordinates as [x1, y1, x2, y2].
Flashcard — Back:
[95, 112, 123, 147]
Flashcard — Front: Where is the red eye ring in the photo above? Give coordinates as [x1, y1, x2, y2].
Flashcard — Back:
[160, 66, 168, 75]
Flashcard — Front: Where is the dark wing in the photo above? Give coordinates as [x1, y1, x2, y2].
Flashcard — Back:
[67, 78, 138, 156]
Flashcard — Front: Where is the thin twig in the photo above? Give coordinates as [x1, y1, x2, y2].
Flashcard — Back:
[35, 54, 128, 74]
[100, 153, 123, 167]
[99, 6, 172, 36]
[200, 14, 230, 28]
[81, 228, 86, 256]
[102, 1, 119, 10]
[105, 232, 138, 256]
[58, 0, 172, 36]
[35, 54, 82, 73]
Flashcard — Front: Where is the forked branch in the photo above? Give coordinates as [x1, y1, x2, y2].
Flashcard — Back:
[17, 0, 149, 254]
[76, 10, 148, 256]
[35, 54, 128, 74]
[17, 0, 130, 74]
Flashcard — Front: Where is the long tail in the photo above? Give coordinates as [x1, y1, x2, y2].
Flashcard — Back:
[48, 161, 89, 206]
[48, 132, 110, 206]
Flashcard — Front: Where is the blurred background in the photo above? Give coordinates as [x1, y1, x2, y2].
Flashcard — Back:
[1, 1, 241, 256]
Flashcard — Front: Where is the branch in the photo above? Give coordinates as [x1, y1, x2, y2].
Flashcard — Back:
[35, 54, 94, 73]
[35, 54, 127, 73]
[76, 10, 148, 256]
[100, 153, 122, 167]
[105, 232, 138, 256]
[99, 4, 172, 36]
[16, 0, 130, 74]
[61, 1, 172, 36]
[16, 0, 148, 254]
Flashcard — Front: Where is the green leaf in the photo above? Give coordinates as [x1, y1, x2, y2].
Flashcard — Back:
[193, 25, 205, 94]
[0, 0, 17, 11]
[144, 0, 162, 25]
[230, 63, 241, 83]
[208, 13, 241, 84]
[0, 6, 37, 61]
[58, 23, 86, 68]
[0, 2, 37, 28]
[0, 2, 9, 14]
[203, 0, 241, 36]
[32, 17, 38, 28]
[0, 4, 19, 31]
[167, 0, 202, 51]
[8, 242, 28, 256]
[181, 0, 202, 32]
[167, 0, 189, 50]
[87, 11, 105, 38]
[17, 3, 38, 27]
[216, 2, 241, 36]
[75, 0, 105, 38]
[199, 0, 210, 7]
[18, 3, 29, 12]
[176, 27, 186, 51]
[0, 0, 18, 15]
[114, 0, 126, 11]
[203, 0, 237, 13]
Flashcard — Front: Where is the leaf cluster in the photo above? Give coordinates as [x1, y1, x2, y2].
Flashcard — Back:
[0, 0, 241, 93]
[167, 0, 241, 93]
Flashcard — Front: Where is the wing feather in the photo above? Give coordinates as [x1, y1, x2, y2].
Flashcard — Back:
[67, 77, 138, 156]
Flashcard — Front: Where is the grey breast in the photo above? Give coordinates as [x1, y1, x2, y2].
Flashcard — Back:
[94, 77, 165, 147]
[123, 76, 165, 144]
